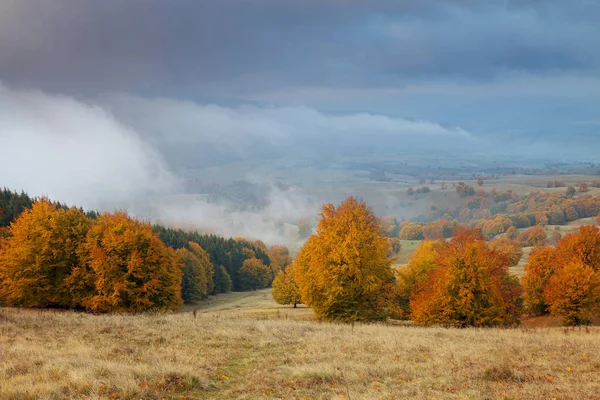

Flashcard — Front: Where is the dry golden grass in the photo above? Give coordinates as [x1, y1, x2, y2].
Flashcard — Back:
[2, 291, 600, 400]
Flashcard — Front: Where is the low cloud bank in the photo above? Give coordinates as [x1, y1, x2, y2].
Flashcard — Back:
[1, 85, 475, 243]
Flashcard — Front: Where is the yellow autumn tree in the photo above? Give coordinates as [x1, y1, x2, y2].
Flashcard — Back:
[293, 197, 398, 322]
[238, 257, 271, 291]
[176, 246, 209, 303]
[272, 265, 302, 307]
[188, 242, 215, 296]
[78, 211, 182, 313]
[0, 200, 90, 307]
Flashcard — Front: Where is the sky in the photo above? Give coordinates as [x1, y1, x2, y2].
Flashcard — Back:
[1, 0, 599, 134]
[1, 0, 600, 236]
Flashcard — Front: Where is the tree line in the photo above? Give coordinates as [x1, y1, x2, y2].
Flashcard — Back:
[273, 197, 600, 327]
[0, 190, 291, 312]
[392, 190, 600, 242]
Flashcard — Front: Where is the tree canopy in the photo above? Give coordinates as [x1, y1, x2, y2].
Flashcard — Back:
[294, 197, 399, 322]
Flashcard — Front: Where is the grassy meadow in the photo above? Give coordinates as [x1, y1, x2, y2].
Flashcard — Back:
[2, 290, 600, 400]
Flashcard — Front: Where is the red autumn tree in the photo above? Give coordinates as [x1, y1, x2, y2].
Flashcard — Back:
[77, 211, 182, 313]
[410, 229, 522, 327]
[396, 240, 447, 318]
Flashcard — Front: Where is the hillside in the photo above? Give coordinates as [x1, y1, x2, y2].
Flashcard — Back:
[2, 290, 600, 399]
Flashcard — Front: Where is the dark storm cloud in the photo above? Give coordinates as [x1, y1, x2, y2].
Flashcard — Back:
[1, 0, 598, 95]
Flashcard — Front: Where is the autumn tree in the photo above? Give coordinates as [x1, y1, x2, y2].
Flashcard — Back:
[188, 242, 215, 296]
[238, 257, 271, 291]
[489, 237, 523, 267]
[176, 247, 209, 303]
[294, 197, 399, 322]
[399, 223, 424, 240]
[388, 237, 402, 257]
[77, 211, 182, 313]
[396, 240, 447, 318]
[566, 186, 576, 196]
[565, 206, 579, 222]
[555, 225, 600, 272]
[543, 261, 600, 326]
[522, 226, 600, 323]
[269, 245, 292, 271]
[272, 265, 302, 307]
[410, 229, 522, 327]
[549, 231, 562, 245]
[506, 226, 519, 240]
[519, 225, 546, 247]
[521, 246, 558, 315]
[0, 200, 90, 307]
[455, 182, 476, 198]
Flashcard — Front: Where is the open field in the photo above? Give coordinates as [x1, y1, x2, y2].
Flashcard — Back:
[2, 290, 600, 399]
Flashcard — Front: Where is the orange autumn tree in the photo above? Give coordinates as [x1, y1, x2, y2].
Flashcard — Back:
[77, 211, 182, 313]
[555, 225, 600, 271]
[488, 237, 523, 267]
[519, 225, 547, 247]
[272, 265, 302, 308]
[543, 261, 600, 326]
[521, 246, 558, 315]
[0, 200, 90, 307]
[396, 240, 447, 318]
[293, 197, 399, 322]
[410, 229, 522, 327]
[522, 225, 600, 324]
